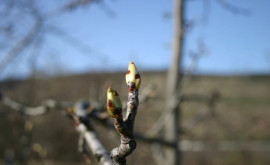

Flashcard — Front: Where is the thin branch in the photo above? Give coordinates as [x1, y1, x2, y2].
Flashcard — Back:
[0, 19, 42, 74]
[146, 39, 209, 137]
[46, 25, 108, 64]
[106, 62, 141, 165]
[0, 92, 72, 116]
[146, 90, 181, 137]
[110, 88, 139, 165]
[216, 0, 251, 16]
[44, 0, 92, 19]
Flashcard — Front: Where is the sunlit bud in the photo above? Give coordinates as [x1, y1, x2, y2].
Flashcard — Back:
[107, 87, 122, 119]
[125, 61, 141, 92]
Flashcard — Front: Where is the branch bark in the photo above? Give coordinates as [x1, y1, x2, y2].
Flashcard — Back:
[76, 124, 114, 165]
[110, 89, 139, 165]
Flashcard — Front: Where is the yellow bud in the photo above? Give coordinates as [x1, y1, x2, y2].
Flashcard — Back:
[107, 87, 122, 118]
[125, 61, 141, 91]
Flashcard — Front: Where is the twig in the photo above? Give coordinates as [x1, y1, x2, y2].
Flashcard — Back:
[110, 89, 138, 165]
[0, 92, 72, 116]
[107, 62, 141, 165]
[46, 25, 108, 65]
[0, 19, 42, 74]
[216, 0, 251, 16]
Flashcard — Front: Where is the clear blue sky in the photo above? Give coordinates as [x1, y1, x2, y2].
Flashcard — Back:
[1, 0, 270, 80]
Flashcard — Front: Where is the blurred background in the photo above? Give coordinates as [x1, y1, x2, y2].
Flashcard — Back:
[0, 0, 270, 165]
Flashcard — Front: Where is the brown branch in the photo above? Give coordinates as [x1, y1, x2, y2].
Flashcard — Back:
[110, 88, 139, 165]
[107, 62, 141, 165]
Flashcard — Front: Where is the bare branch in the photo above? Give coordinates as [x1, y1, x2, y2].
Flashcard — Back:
[76, 123, 114, 165]
[0, 92, 72, 116]
[46, 26, 108, 64]
[0, 19, 42, 74]
[106, 62, 141, 165]
[216, 0, 251, 16]
[110, 89, 138, 165]
[44, 0, 92, 18]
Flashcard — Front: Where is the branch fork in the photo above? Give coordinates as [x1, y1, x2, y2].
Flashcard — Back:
[107, 62, 141, 165]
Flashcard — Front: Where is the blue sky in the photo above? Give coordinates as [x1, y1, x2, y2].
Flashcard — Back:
[0, 0, 270, 80]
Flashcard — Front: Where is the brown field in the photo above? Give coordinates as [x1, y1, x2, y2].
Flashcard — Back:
[0, 72, 270, 165]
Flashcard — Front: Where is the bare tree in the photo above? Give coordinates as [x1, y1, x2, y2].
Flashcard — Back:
[0, 0, 112, 77]
[148, 0, 251, 164]
[163, 0, 184, 165]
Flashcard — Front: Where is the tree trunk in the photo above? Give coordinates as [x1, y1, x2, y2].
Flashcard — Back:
[164, 0, 184, 164]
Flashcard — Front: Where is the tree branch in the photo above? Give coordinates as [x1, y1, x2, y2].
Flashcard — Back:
[110, 89, 138, 165]
[216, 0, 251, 16]
[76, 123, 114, 165]
[0, 13, 42, 74]
[0, 91, 72, 116]
[106, 62, 141, 165]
